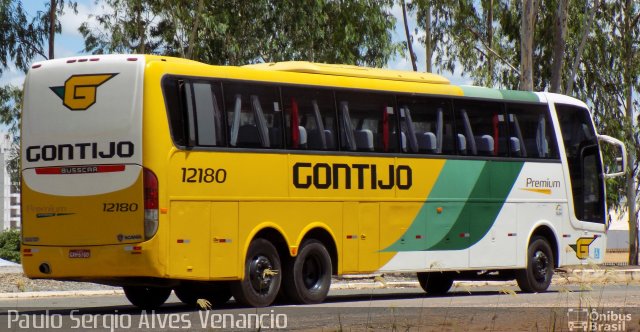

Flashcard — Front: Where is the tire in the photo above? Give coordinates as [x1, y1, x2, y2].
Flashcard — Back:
[282, 240, 332, 304]
[231, 238, 282, 307]
[174, 282, 232, 307]
[417, 272, 454, 296]
[516, 236, 554, 293]
[123, 286, 171, 309]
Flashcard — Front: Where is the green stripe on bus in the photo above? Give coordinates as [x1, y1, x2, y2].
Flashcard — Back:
[382, 160, 524, 252]
[499, 90, 540, 102]
[459, 86, 503, 99]
[428, 160, 524, 250]
[460, 86, 541, 103]
[383, 160, 485, 252]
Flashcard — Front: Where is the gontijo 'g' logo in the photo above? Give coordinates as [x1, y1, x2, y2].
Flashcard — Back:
[569, 237, 596, 260]
[50, 73, 117, 111]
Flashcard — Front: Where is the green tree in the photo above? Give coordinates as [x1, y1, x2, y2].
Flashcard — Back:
[407, 0, 456, 74]
[0, 229, 20, 263]
[0, 0, 45, 73]
[0, 1, 77, 186]
[0, 1, 44, 186]
[571, 0, 640, 264]
[0, 85, 21, 188]
[42, 0, 78, 59]
[80, 0, 399, 67]
[80, 0, 160, 54]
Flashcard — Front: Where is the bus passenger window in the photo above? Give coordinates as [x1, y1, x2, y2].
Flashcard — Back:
[281, 87, 337, 150]
[335, 91, 398, 152]
[453, 101, 507, 157]
[192, 82, 224, 146]
[506, 103, 559, 159]
[396, 96, 454, 154]
[223, 82, 283, 149]
[161, 78, 225, 147]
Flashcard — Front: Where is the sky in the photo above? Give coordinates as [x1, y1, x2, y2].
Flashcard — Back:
[1, 0, 470, 87]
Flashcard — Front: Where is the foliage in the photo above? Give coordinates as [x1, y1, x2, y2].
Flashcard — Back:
[0, 1, 76, 186]
[0, 229, 20, 264]
[0, 0, 46, 73]
[80, 0, 400, 67]
[80, 0, 160, 54]
[0, 85, 21, 187]
[37, 0, 78, 59]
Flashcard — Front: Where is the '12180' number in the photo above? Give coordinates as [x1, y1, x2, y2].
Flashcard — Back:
[103, 203, 138, 212]
[181, 168, 227, 183]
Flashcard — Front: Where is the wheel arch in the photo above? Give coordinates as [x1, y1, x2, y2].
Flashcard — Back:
[298, 225, 339, 276]
[527, 222, 560, 268]
[242, 223, 291, 279]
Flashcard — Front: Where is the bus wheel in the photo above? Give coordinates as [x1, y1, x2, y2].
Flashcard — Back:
[174, 282, 232, 307]
[123, 286, 171, 309]
[417, 272, 454, 296]
[231, 238, 282, 307]
[516, 236, 554, 293]
[282, 240, 332, 304]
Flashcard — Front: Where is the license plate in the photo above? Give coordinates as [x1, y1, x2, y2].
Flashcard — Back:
[68, 249, 90, 259]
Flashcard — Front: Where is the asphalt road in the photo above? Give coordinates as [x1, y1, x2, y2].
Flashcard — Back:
[2, 284, 640, 331]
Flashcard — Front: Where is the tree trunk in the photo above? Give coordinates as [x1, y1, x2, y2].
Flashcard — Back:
[486, 0, 493, 86]
[519, 0, 535, 91]
[566, 0, 600, 96]
[626, 95, 638, 265]
[624, 0, 638, 265]
[550, 0, 568, 93]
[402, 0, 417, 72]
[186, 0, 204, 59]
[425, 3, 432, 73]
[49, 0, 56, 59]
[136, 0, 145, 54]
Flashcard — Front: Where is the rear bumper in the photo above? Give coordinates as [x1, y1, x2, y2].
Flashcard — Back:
[22, 240, 164, 281]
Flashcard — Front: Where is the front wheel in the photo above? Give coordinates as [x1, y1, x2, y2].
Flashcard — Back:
[417, 272, 454, 295]
[231, 238, 282, 307]
[282, 240, 332, 304]
[516, 236, 554, 293]
[123, 286, 171, 309]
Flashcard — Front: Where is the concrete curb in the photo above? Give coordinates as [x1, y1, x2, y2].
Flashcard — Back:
[0, 289, 124, 299]
[560, 268, 640, 283]
[331, 281, 420, 290]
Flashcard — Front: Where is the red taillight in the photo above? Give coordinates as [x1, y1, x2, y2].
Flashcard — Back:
[144, 168, 158, 210]
[143, 168, 159, 240]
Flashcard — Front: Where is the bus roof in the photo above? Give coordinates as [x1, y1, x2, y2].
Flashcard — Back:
[243, 61, 451, 85]
[242, 61, 546, 103]
[144, 56, 556, 104]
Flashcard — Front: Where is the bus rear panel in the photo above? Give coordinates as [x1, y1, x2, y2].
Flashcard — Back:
[21, 55, 158, 279]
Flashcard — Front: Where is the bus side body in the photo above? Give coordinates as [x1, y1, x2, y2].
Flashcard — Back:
[142, 62, 607, 282]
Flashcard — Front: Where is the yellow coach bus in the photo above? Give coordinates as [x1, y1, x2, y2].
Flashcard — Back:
[21, 54, 625, 308]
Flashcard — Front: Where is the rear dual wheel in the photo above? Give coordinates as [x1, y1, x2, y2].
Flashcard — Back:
[282, 240, 332, 304]
[123, 286, 172, 309]
[231, 238, 282, 307]
[174, 282, 232, 307]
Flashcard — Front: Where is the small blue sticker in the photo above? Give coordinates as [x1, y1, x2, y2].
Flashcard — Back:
[594, 248, 601, 259]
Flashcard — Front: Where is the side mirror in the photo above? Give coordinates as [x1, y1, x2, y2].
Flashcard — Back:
[598, 134, 627, 178]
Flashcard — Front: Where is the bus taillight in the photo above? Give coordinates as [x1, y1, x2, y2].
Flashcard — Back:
[143, 168, 159, 240]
